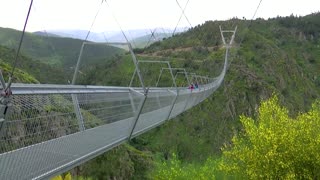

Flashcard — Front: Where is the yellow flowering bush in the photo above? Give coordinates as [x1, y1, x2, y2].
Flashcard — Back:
[219, 96, 320, 179]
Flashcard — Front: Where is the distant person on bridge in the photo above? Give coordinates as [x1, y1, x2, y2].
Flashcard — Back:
[195, 82, 199, 89]
[188, 83, 194, 92]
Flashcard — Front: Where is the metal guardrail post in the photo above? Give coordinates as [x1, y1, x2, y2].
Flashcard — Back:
[183, 90, 192, 111]
[205, 77, 211, 98]
[71, 94, 85, 131]
[129, 68, 137, 87]
[166, 89, 178, 120]
[128, 88, 149, 140]
[71, 43, 86, 131]
[72, 43, 85, 85]
[199, 77, 207, 102]
[155, 67, 163, 107]
[156, 94, 162, 108]
[184, 70, 191, 86]
[128, 88, 137, 113]
[128, 43, 146, 93]
[155, 68, 164, 87]
[165, 62, 179, 120]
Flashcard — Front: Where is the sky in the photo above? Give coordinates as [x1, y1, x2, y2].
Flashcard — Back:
[0, 0, 319, 32]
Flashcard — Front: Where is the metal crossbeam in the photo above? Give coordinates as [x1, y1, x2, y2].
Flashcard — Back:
[219, 26, 237, 47]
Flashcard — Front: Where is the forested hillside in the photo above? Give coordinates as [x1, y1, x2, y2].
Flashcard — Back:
[0, 27, 124, 83]
[74, 13, 320, 179]
[0, 45, 65, 83]
[0, 59, 38, 83]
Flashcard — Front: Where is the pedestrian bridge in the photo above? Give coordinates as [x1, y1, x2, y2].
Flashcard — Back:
[0, 26, 236, 179]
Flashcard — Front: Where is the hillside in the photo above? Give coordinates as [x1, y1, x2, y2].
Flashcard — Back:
[0, 27, 124, 81]
[0, 45, 66, 83]
[0, 59, 38, 83]
[74, 13, 320, 179]
[135, 13, 320, 158]
[33, 31, 61, 37]
[131, 33, 171, 48]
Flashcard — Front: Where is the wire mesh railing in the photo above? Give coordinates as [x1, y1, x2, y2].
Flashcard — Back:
[0, 77, 220, 179]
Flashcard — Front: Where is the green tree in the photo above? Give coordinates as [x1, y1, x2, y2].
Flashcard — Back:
[219, 95, 320, 179]
[150, 153, 216, 180]
[80, 144, 152, 180]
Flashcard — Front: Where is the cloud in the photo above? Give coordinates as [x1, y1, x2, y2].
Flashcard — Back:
[0, 0, 319, 32]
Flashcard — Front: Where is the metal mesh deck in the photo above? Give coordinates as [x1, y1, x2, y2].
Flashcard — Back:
[0, 82, 220, 179]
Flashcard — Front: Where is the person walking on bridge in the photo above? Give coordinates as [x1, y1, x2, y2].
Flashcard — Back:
[188, 83, 194, 92]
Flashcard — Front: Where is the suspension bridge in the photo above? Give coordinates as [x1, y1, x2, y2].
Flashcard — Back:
[0, 1, 241, 179]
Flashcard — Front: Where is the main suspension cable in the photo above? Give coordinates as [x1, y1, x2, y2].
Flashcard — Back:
[175, 0, 192, 27]
[104, 0, 130, 44]
[9, 0, 34, 79]
[173, 0, 192, 35]
[238, 0, 263, 47]
[228, 0, 263, 66]
[84, 0, 105, 41]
